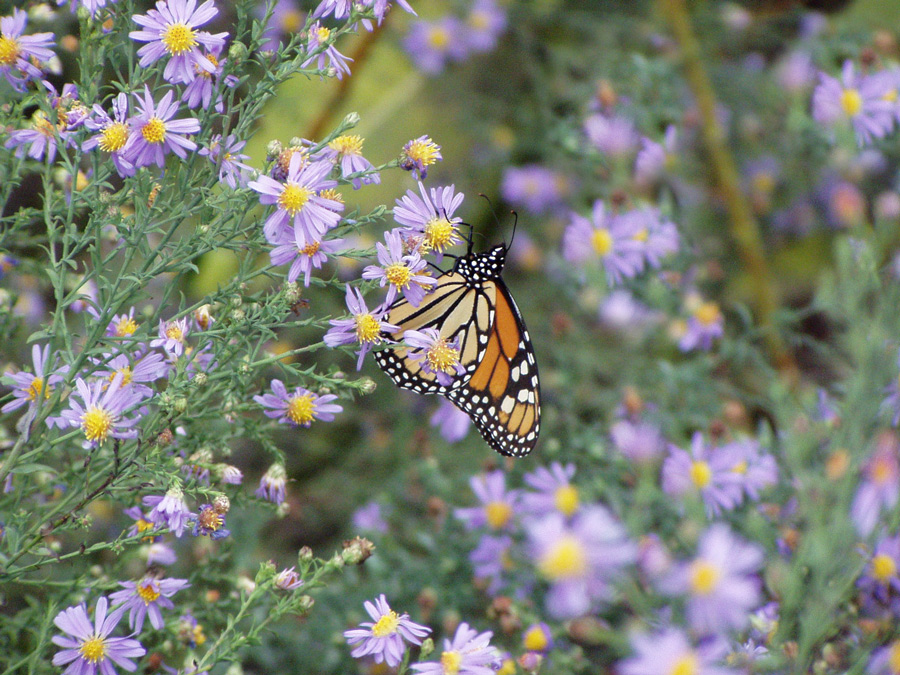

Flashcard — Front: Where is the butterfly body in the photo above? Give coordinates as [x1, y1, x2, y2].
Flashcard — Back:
[374, 243, 540, 457]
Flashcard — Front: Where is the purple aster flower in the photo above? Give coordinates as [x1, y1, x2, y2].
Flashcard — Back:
[100, 351, 168, 400]
[521, 462, 580, 519]
[124, 506, 158, 540]
[197, 133, 251, 189]
[54, 375, 143, 448]
[411, 622, 500, 675]
[455, 471, 521, 532]
[430, 398, 471, 443]
[394, 181, 464, 258]
[2, 343, 68, 414]
[812, 60, 894, 146]
[469, 533, 514, 595]
[150, 317, 190, 357]
[181, 44, 237, 111]
[718, 438, 778, 502]
[249, 153, 343, 245]
[83, 92, 135, 178]
[500, 165, 568, 215]
[129, 0, 227, 85]
[256, 463, 287, 504]
[399, 135, 442, 179]
[616, 206, 679, 269]
[867, 640, 900, 675]
[858, 533, 900, 604]
[610, 419, 664, 464]
[362, 228, 436, 306]
[522, 623, 553, 653]
[257, 0, 305, 51]
[312, 0, 352, 21]
[324, 285, 398, 370]
[562, 200, 644, 285]
[104, 307, 138, 339]
[659, 524, 764, 635]
[274, 566, 304, 590]
[634, 126, 679, 186]
[343, 594, 431, 667]
[146, 541, 177, 566]
[584, 113, 640, 158]
[0, 9, 55, 91]
[403, 17, 468, 76]
[52, 597, 146, 675]
[5, 111, 64, 163]
[637, 533, 673, 580]
[463, 0, 506, 52]
[219, 464, 243, 485]
[661, 432, 744, 517]
[271, 225, 344, 287]
[57, 0, 118, 17]
[253, 378, 343, 427]
[192, 502, 230, 538]
[678, 296, 725, 352]
[403, 328, 466, 386]
[123, 87, 200, 170]
[851, 435, 900, 537]
[598, 290, 658, 334]
[619, 628, 735, 675]
[352, 501, 389, 533]
[318, 134, 379, 188]
[109, 574, 190, 632]
[776, 50, 817, 94]
[528, 505, 636, 619]
[302, 22, 353, 80]
[143, 485, 193, 537]
[743, 156, 781, 214]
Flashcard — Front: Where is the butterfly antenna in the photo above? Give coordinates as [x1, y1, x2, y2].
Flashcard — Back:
[507, 210, 518, 252]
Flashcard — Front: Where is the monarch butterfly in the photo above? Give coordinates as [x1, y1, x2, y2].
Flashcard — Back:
[374, 232, 540, 457]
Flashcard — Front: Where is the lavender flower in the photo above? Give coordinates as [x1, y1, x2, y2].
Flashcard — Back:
[192, 502, 229, 538]
[55, 375, 143, 448]
[123, 87, 200, 170]
[150, 317, 190, 357]
[362, 228, 436, 306]
[181, 44, 236, 110]
[867, 640, 900, 675]
[352, 501, 389, 533]
[659, 524, 763, 635]
[619, 628, 735, 675]
[197, 133, 252, 189]
[0, 9, 55, 90]
[812, 60, 894, 146]
[52, 597, 146, 675]
[562, 200, 644, 285]
[718, 438, 778, 502]
[500, 165, 568, 215]
[256, 463, 287, 504]
[404, 328, 465, 386]
[100, 351, 168, 400]
[269, 224, 345, 286]
[5, 111, 64, 163]
[610, 419, 664, 464]
[129, 0, 227, 85]
[464, 0, 506, 53]
[109, 574, 190, 631]
[302, 22, 352, 80]
[83, 92, 134, 178]
[403, 17, 467, 76]
[634, 126, 679, 186]
[411, 622, 500, 675]
[343, 594, 431, 667]
[455, 471, 520, 532]
[857, 533, 900, 604]
[399, 135, 442, 179]
[528, 505, 636, 619]
[258, 0, 304, 51]
[678, 297, 724, 352]
[470, 533, 514, 595]
[254, 379, 343, 427]
[393, 181, 464, 257]
[1, 344, 68, 414]
[584, 113, 640, 158]
[323, 285, 398, 370]
[661, 432, 744, 517]
[851, 435, 900, 537]
[521, 462, 580, 519]
[274, 566, 304, 590]
[57, 0, 117, 17]
[430, 398, 471, 443]
[143, 485, 193, 537]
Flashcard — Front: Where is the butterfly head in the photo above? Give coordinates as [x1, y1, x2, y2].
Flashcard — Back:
[454, 244, 507, 282]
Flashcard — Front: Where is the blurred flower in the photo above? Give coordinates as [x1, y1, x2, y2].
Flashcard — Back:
[403, 17, 467, 75]
[256, 463, 288, 505]
[129, 0, 227, 85]
[851, 435, 900, 537]
[274, 566, 303, 590]
[661, 432, 743, 517]
[6, 110, 65, 163]
[634, 126, 679, 186]
[269, 225, 345, 286]
[192, 503, 229, 538]
[562, 200, 644, 285]
[521, 462, 579, 519]
[404, 328, 465, 386]
[83, 92, 135, 178]
[718, 438, 778, 501]
[598, 290, 657, 334]
[362, 229, 436, 306]
[500, 165, 568, 215]
[455, 471, 521, 531]
[812, 60, 894, 146]
[344, 594, 431, 667]
[220, 464, 243, 485]
[0, 9, 55, 91]
[143, 485, 193, 537]
[857, 533, 900, 605]
[124, 506, 157, 540]
[430, 398, 471, 443]
[659, 524, 763, 634]
[352, 501, 389, 533]
[743, 156, 780, 215]
[110, 574, 190, 632]
[611, 419, 664, 464]
[394, 182, 464, 257]
[464, 0, 506, 53]
[584, 113, 640, 158]
[411, 622, 501, 675]
[522, 623, 553, 653]
[302, 22, 352, 80]
[470, 533, 514, 595]
[867, 640, 900, 675]
[257, 0, 304, 50]
[637, 533, 672, 579]
[146, 541, 177, 565]
[399, 135, 442, 180]
[1, 344, 68, 415]
[52, 597, 145, 675]
[254, 379, 343, 428]
[678, 298, 724, 352]
[324, 285, 398, 370]
[55, 375, 143, 448]
[198, 133, 252, 189]
[123, 87, 200, 170]
[619, 628, 734, 675]
[776, 50, 816, 94]
[823, 179, 865, 229]
[528, 505, 636, 619]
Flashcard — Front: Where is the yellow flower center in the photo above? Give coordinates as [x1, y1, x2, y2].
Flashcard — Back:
[731, 460, 747, 475]
[840, 88, 863, 117]
[279, 184, 312, 216]
[689, 559, 720, 595]
[315, 25, 331, 42]
[427, 27, 450, 50]
[301, 241, 321, 257]
[137, 580, 161, 605]
[287, 393, 316, 425]
[136, 518, 155, 539]
[469, 11, 489, 30]
[282, 9, 303, 32]
[591, 228, 613, 256]
[79, 635, 106, 663]
[33, 112, 56, 136]
[632, 228, 649, 243]
[404, 137, 440, 166]
[328, 134, 364, 157]
[82, 406, 113, 443]
[423, 217, 459, 252]
[141, 117, 167, 144]
[441, 651, 462, 674]
[385, 263, 412, 288]
[196, 52, 219, 78]
[162, 22, 198, 55]
[690, 460, 712, 488]
[0, 35, 21, 66]
[889, 641, 900, 674]
[694, 302, 721, 326]
[26, 376, 49, 402]
[426, 339, 461, 375]
[523, 625, 549, 651]
[873, 553, 898, 582]
[872, 455, 895, 485]
[114, 315, 138, 337]
[371, 610, 400, 637]
[884, 89, 899, 103]
[319, 188, 343, 203]
[538, 535, 587, 580]
[193, 624, 206, 646]
[554, 484, 579, 516]
[669, 654, 699, 675]
[99, 122, 129, 152]
[485, 501, 512, 529]
[752, 173, 776, 194]
[166, 324, 184, 343]
[111, 366, 133, 387]
[198, 508, 223, 532]
[355, 313, 381, 344]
